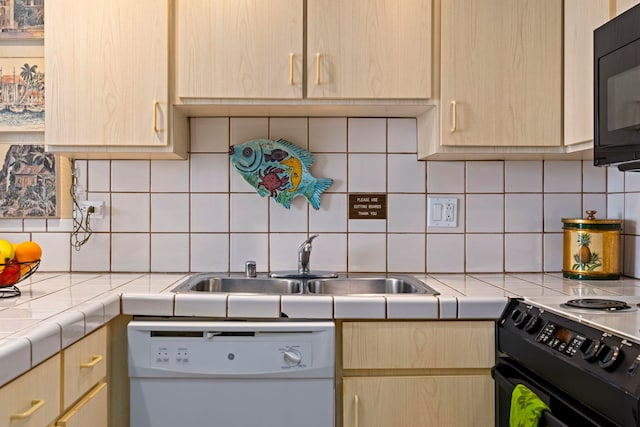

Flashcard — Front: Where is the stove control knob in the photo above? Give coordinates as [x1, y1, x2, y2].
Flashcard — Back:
[513, 312, 531, 329]
[599, 346, 622, 370]
[581, 339, 601, 362]
[524, 316, 541, 334]
[283, 348, 303, 367]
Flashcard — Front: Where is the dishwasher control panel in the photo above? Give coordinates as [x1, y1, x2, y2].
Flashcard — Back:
[128, 320, 335, 379]
[149, 340, 312, 372]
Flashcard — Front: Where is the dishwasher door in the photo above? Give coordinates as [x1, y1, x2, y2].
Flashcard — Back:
[128, 320, 335, 427]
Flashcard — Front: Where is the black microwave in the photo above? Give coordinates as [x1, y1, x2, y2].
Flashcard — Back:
[594, 3, 640, 171]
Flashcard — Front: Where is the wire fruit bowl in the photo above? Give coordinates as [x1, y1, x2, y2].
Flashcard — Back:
[0, 259, 40, 298]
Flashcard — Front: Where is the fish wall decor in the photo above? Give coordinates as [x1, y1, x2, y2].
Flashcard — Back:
[229, 138, 333, 209]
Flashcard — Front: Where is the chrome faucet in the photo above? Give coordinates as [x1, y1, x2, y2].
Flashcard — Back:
[245, 260, 257, 278]
[297, 234, 319, 275]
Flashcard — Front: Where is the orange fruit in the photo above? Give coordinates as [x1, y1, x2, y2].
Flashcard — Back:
[14, 241, 42, 263]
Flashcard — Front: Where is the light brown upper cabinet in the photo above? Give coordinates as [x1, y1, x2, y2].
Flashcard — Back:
[176, 0, 431, 100]
[177, 0, 304, 99]
[306, 0, 431, 99]
[45, 0, 188, 159]
[439, 0, 562, 147]
[564, 0, 611, 147]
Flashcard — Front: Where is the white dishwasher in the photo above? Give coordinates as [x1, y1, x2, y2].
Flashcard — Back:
[128, 319, 335, 427]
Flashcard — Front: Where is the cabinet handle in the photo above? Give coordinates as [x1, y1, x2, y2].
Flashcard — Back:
[10, 399, 44, 420]
[153, 100, 160, 133]
[80, 354, 103, 368]
[289, 53, 295, 85]
[316, 52, 321, 85]
[450, 100, 457, 132]
[354, 394, 359, 427]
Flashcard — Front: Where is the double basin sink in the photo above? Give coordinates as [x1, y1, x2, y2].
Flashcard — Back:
[172, 273, 440, 296]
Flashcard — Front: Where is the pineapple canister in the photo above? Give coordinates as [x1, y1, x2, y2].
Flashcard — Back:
[562, 210, 622, 280]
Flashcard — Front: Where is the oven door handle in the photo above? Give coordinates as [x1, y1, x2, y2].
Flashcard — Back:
[492, 365, 570, 427]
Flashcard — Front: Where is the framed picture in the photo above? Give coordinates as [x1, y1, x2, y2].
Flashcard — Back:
[0, 144, 70, 218]
[0, 56, 43, 132]
[0, 0, 44, 40]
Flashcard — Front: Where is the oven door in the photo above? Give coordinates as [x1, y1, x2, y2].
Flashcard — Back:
[492, 359, 615, 427]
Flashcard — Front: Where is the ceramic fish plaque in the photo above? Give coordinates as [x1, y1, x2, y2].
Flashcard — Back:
[229, 138, 333, 209]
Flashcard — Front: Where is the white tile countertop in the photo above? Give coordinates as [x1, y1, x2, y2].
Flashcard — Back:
[0, 272, 639, 387]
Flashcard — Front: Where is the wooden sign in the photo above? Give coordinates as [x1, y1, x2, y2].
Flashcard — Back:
[349, 193, 387, 220]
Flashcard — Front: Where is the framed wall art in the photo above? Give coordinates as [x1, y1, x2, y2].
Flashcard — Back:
[0, 144, 70, 218]
[0, 0, 44, 40]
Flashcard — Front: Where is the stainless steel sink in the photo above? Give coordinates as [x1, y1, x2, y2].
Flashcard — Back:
[306, 275, 439, 295]
[171, 273, 438, 296]
[172, 274, 303, 294]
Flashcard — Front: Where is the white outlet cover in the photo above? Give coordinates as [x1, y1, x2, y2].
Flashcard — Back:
[428, 197, 458, 227]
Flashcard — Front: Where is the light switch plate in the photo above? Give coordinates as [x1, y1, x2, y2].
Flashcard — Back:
[428, 197, 458, 227]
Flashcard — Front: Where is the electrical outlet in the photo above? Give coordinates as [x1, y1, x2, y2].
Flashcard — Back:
[76, 201, 105, 219]
[428, 197, 458, 227]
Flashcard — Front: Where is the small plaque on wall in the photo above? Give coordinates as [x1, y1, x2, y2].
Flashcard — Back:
[348, 193, 387, 220]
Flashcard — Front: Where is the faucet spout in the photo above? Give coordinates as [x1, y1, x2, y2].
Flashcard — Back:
[297, 234, 319, 274]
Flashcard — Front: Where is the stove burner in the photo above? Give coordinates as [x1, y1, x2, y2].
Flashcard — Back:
[564, 298, 632, 311]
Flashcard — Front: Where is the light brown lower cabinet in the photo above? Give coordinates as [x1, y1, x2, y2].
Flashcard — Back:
[0, 354, 61, 427]
[343, 375, 494, 427]
[341, 321, 495, 427]
[55, 382, 108, 427]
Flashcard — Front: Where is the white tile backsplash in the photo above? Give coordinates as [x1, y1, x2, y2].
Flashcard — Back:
[190, 154, 229, 192]
[505, 161, 542, 193]
[309, 118, 347, 152]
[348, 118, 386, 152]
[388, 233, 425, 272]
[427, 161, 465, 193]
[151, 194, 190, 232]
[466, 161, 504, 193]
[348, 233, 386, 272]
[151, 234, 190, 272]
[112, 160, 149, 192]
[151, 160, 190, 192]
[505, 194, 542, 233]
[190, 117, 229, 153]
[388, 118, 417, 153]
[4, 117, 636, 279]
[387, 194, 425, 232]
[348, 154, 387, 192]
[466, 234, 504, 272]
[388, 154, 425, 193]
[466, 194, 504, 233]
[544, 161, 582, 192]
[427, 233, 465, 273]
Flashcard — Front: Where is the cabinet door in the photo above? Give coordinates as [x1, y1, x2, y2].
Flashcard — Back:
[177, 0, 303, 99]
[343, 376, 494, 427]
[307, 0, 431, 99]
[0, 354, 60, 427]
[440, 0, 562, 147]
[564, 0, 610, 146]
[45, 0, 169, 148]
[56, 383, 108, 427]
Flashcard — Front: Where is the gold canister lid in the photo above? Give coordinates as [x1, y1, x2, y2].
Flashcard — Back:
[562, 210, 622, 228]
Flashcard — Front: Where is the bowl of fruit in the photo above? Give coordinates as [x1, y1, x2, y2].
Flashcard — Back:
[0, 239, 42, 298]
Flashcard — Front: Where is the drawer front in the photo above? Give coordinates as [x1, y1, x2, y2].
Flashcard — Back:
[63, 327, 107, 408]
[0, 354, 60, 427]
[343, 321, 495, 370]
[56, 382, 108, 427]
